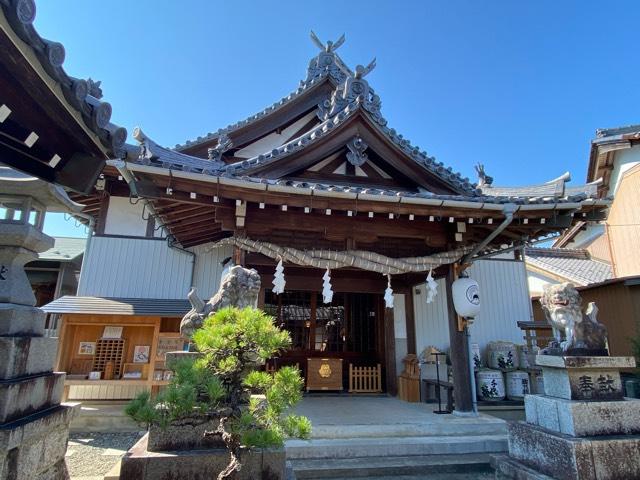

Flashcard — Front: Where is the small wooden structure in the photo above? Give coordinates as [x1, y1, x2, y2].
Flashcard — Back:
[397, 354, 421, 402]
[306, 358, 343, 391]
[44, 297, 189, 401]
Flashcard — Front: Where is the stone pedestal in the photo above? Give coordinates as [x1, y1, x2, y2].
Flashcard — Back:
[494, 356, 640, 480]
[120, 349, 287, 479]
[120, 433, 286, 480]
[0, 205, 79, 478]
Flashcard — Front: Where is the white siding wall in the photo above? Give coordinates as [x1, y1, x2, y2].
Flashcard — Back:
[78, 237, 193, 298]
[190, 243, 235, 297]
[78, 238, 232, 300]
[104, 196, 149, 237]
[413, 260, 532, 360]
[392, 294, 407, 376]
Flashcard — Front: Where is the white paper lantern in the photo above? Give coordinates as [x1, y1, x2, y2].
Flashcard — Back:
[452, 276, 480, 318]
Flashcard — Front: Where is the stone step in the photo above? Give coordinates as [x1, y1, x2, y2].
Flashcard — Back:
[309, 421, 507, 439]
[70, 403, 140, 433]
[285, 434, 508, 460]
[290, 453, 494, 479]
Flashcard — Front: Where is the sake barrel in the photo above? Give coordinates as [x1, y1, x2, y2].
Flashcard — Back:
[517, 345, 530, 369]
[476, 369, 506, 401]
[506, 370, 530, 400]
[487, 341, 519, 370]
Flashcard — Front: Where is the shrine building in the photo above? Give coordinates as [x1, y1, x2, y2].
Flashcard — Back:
[43, 34, 607, 412]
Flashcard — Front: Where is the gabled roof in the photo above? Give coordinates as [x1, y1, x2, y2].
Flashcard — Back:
[525, 247, 613, 286]
[173, 32, 352, 152]
[38, 237, 85, 262]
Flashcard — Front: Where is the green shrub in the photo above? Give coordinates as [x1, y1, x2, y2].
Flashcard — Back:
[125, 306, 310, 479]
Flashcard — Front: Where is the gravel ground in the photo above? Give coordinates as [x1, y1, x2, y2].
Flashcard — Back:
[65, 432, 144, 480]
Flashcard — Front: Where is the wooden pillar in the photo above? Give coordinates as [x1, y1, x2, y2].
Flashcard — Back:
[445, 264, 473, 413]
[233, 246, 246, 266]
[384, 306, 397, 396]
[404, 290, 417, 355]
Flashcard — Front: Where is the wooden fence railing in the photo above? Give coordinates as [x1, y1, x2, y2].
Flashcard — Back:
[348, 364, 382, 393]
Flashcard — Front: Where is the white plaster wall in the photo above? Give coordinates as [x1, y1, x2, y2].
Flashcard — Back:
[609, 145, 640, 196]
[104, 196, 148, 237]
[526, 269, 560, 297]
[413, 260, 531, 361]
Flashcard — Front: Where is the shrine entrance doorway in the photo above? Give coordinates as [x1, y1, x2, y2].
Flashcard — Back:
[263, 290, 386, 392]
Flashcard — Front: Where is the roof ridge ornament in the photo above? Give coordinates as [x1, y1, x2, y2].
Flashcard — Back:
[475, 164, 493, 187]
[346, 136, 369, 167]
[322, 58, 385, 126]
[310, 31, 345, 53]
[207, 133, 233, 167]
[306, 31, 350, 84]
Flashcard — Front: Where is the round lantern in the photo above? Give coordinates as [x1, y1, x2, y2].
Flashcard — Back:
[452, 276, 480, 318]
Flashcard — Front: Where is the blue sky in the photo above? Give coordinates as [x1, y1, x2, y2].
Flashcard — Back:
[36, 1, 640, 238]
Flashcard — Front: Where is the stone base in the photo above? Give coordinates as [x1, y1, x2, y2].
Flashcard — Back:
[492, 454, 555, 480]
[0, 336, 58, 380]
[0, 403, 78, 480]
[0, 303, 45, 336]
[525, 394, 640, 437]
[508, 421, 640, 480]
[147, 416, 225, 452]
[0, 372, 65, 423]
[120, 433, 286, 480]
[536, 356, 636, 401]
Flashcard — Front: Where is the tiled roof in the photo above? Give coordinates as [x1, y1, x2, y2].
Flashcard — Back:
[525, 247, 613, 286]
[595, 124, 640, 139]
[38, 237, 85, 262]
[0, 1, 126, 156]
[42, 296, 190, 316]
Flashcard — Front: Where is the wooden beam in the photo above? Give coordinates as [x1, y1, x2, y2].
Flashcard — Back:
[445, 263, 473, 413]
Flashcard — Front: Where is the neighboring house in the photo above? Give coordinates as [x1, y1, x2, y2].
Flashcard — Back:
[554, 124, 640, 276]
[525, 247, 613, 296]
[42, 36, 605, 408]
[25, 237, 85, 334]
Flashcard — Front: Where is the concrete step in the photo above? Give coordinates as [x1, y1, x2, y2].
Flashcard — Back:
[309, 420, 507, 439]
[290, 453, 494, 479]
[285, 434, 508, 460]
[69, 403, 140, 433]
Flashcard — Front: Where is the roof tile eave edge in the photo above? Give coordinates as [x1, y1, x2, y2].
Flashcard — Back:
[173, 73, 336, 152]
[0, 1, 127, 157]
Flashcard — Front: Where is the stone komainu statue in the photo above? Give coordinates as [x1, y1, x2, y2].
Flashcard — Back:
[540, 282, 608, 355]
[180, 265, 261, 339]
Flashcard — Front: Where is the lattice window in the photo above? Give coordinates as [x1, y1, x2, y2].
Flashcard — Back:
[92, 338, 125, 378]
[264, 291, 311, 351]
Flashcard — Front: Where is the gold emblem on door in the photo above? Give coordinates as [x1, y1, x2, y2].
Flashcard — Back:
[318, 363, 332, 378]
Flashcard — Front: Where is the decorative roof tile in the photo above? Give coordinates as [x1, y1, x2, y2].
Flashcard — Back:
[0, 0, 127, 156]
[525, 247, 613, 286]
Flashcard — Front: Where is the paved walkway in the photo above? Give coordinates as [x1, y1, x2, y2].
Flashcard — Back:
[65, 432, 143, 480]
[291, 395, 506, 438]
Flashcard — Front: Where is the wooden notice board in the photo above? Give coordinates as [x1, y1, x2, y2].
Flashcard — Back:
[306, 358, 343, 391]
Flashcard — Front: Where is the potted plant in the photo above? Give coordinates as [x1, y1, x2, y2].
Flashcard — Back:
[125, 306, 311, 479]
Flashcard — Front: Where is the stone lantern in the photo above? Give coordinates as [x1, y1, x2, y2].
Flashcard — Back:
[0, 166, 84, 479]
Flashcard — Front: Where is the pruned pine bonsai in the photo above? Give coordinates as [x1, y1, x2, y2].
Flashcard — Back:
[126, 307, 311, 479]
